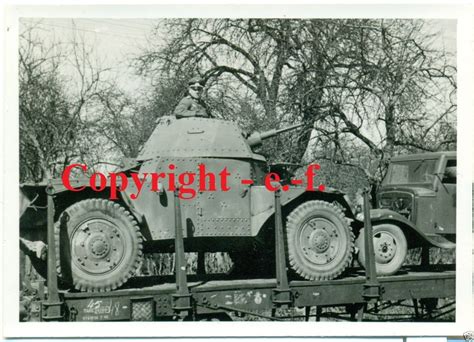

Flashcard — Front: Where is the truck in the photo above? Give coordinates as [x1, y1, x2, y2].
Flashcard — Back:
[356, 151, 456, 275]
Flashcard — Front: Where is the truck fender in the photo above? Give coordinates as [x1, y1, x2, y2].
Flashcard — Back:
[368, 209, 455, 249]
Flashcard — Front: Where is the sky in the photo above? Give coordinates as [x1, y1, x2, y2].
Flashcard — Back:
[20, 18, 159, 95]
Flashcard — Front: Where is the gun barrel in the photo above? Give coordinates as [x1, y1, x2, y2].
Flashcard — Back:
[247, 123, 305, 147]
[260, 123, 304, 140]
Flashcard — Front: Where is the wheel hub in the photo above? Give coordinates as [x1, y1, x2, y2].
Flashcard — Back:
[310, 229, 330, 253]
[71, 219, 125, 275]
[89, 236, 110, 257]
[299, 218, 340, 265]
[374, 233, 396, 264]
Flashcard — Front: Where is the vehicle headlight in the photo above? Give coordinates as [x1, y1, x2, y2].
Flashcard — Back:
[378, 193, 413, 219]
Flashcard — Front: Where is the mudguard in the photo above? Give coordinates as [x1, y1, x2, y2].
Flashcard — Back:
[369, 208, 455, 249]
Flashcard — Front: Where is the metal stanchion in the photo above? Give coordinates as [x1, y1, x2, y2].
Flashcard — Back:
[41, 181, 63, 321]
[172, 189, 192, 316]
[360, 188, 382, 320]
[272, 189, 292, 308]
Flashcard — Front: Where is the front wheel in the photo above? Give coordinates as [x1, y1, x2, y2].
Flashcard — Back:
[356, 223, 407, 276]
[286, 200, 354, 281]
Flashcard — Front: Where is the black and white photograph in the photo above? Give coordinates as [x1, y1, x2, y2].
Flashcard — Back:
[2, 3, 473, 339]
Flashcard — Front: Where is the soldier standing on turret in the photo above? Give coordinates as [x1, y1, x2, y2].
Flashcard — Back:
[174, 77, 211, 119]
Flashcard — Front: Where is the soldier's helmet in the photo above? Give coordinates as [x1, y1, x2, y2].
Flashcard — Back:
[188, 77, 205, 87]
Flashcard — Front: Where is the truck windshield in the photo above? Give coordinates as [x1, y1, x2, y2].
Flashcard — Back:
[383, 159, 437, 185]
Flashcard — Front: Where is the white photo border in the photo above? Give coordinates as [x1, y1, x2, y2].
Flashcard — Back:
[2, 3, 473, 338]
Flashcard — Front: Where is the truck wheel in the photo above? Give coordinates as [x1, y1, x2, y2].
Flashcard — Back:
[286, 200, 354, 280]
[55, 199, 143, 292]
[356, 223, 407, 276]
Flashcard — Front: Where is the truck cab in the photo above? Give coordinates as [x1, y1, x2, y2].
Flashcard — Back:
[377, 151, 456, 239]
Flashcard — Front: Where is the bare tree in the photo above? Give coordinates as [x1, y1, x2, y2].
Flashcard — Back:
[286, 19, 456, 180]
[137, 19, 300, 124]
[19, 22, 107, 182]
[137, 19, 456, 182]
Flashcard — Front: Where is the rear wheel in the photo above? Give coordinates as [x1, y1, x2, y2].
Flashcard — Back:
[55, 199, 143, 292]
[286, 200, 354, 281]
[356, 223, 407, 276]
